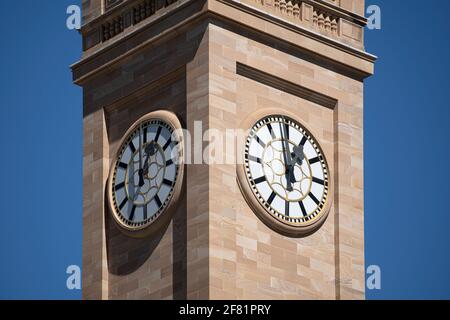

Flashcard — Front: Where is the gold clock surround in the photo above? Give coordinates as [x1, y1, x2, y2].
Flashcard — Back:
[236, 110, 333, 238]
[107, 110, 184, 238]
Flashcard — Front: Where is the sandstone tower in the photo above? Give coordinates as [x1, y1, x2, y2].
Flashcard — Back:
[72, 0, 375, 300]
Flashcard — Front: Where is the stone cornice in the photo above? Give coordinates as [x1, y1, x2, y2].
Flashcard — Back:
[72, 0, 376, 85]
[216, 0, 375, 60]
[78, 0, 370, 53]
[84, 0, 367, 32]
[72, 0, 206, 83]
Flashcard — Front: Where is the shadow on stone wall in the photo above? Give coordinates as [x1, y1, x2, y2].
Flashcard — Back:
[105, 179, 187, 299]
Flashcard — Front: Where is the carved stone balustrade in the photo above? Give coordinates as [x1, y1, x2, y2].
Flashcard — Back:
[80, 0, 367, 53]
[242, 0, 365, 50]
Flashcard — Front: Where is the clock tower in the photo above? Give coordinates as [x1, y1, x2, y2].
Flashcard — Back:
[72, 0, 375, 300]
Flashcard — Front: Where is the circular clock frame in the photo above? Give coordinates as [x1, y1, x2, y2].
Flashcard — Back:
[107, 110, 184, 238]
[236, 110, 333, 238]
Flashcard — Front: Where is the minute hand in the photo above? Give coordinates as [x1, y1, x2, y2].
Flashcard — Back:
[138, 125, 145, 187]
[280, 120, 294, 191]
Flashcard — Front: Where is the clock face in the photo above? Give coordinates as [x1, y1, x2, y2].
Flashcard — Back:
[242, 115, 330, 232]
[108, 112, 183, 234]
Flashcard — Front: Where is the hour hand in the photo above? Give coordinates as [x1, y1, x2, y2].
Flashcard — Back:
[138, 168, 145, 187]
[287, 146, 304, 185]
[288, 166, 296, 185]
[145, 142, 157, 157]
[143, 141, 157, 175]
[291, 145, 304, 166]
[285, 166, 294, 191]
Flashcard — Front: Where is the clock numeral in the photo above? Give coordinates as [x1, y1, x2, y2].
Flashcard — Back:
[118, 162, 128, 170]
[115, 182, 125, 191]
[119, 198, 128, 210]
[253, 176, 266, 185]
[300, 136, 307, 146]
[284, 123, 290, 139]
[309, 193, 320, 205]
[129, 141, 136, 153]
[162, 179, 173, 186]
[143, 126, 148, 144]
[285, 201, 290, 217]
[267, 123, 276, 139]
[143, 205, 148, 220]
[129, 205, 136, 221]
[248, 155, 262, 164]
[155, 195, 162, 208]
[155, 126, 162, 143]
[163, 138, 172, 151]
[299, 201, 307, 217]
[267, 192, 276, 205]
[255, 135, 266, 148]
[309, 157, 320, 165]
[312, 177, 325, 185]
[166, 159, 173, 167]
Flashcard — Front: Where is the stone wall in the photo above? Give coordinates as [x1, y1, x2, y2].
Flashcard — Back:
[75, 0, 372, 300]
[207, 23, 364, 299]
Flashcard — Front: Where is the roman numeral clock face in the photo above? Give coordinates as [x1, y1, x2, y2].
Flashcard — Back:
[107, 111, 184, 237]
[238, 115, 331, 237]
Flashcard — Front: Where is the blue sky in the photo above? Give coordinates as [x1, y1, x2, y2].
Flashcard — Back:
[364, 1, 450, 299]
[0, 0, 449, 299]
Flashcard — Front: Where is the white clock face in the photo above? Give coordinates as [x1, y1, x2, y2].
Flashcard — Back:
[244, 115, 329, 225]
[110, 118, 181, 229]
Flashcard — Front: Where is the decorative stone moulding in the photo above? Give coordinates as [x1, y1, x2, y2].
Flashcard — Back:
[244, 0, 365, 49]
[82, 0, 365, 51]
[83, 0, 180, 50]
[313, 8, 339, 36]
[105, 0, 124, 11]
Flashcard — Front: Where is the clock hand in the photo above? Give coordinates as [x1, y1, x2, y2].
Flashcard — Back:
[138, 125, 145, 187]
[288, 145, 305, 184]
[139, 125, 143, 169]
[292, 145, 305, 166]
[280, 119, 294, 192]
[143, 141, 157, 176]
[146, 141, 157, 156]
